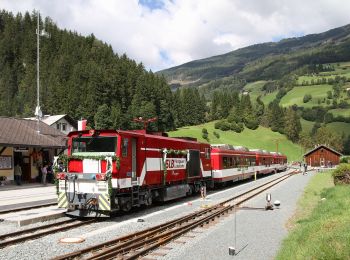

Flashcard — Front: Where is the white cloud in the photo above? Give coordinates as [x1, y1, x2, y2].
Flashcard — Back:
[1, 0, 350, 71]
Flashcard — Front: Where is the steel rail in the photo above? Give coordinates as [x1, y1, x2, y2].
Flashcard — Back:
[0, 202, 57, 215]
[53, 205, 222, 260]
[95, 173, 293, 260]
[0, 219, 96, 248]
[54, 171, 295, 260]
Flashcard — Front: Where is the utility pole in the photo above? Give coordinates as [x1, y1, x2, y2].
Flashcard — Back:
[274, 138, 283, 153]
[34, 11, 49, 134]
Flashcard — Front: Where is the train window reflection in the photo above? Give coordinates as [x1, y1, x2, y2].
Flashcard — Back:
[72, 137, 116, 154]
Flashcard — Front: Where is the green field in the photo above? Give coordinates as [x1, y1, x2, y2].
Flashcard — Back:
[280, 85, 332, 108]
[277, 171, 350, 259]
[168, 121, 302, 161]
[325, 122, 350, 136]
[300, 118, 314, 133]
[244, 81, 266, 102]
[329, 108, 350, 117]
[244, 81, 277, 105]
[297, 62, 350, 84]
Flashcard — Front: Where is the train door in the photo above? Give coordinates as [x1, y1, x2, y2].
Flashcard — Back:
[187, 150, 200, 177]
[131, 138, 137, 182]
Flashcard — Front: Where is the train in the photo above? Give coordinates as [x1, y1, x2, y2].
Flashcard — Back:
[56, 129, 287, 217]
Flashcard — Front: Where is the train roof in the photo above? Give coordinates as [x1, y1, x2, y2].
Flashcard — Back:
[211, 144, 250, 152]
[249, 148, 263, 153]
[67, 129, 209, 146]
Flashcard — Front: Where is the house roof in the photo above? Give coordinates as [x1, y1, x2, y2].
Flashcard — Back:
[42, 114, 78, 129]
[303, 144, 343, 157]
[42, 114, 66, 125]
[0, 117, 67, 148]
[25, 114, 78, 129]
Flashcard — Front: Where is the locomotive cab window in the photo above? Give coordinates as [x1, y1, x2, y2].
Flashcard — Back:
[72, 136, 117, 154]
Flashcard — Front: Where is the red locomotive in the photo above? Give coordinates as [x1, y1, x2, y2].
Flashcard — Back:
[56, 129, 287, 217]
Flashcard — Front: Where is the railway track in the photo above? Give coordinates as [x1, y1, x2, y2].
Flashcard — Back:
[0, 218, 96, 248]
[54, 171, 296, 260]
[0, 201, 57, 215]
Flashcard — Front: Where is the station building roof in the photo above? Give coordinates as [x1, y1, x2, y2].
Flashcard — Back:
[0, 117, 66, 148]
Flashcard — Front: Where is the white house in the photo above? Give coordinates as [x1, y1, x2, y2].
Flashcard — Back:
[42, 115, 77, 135]
[25, 115, 77, 135]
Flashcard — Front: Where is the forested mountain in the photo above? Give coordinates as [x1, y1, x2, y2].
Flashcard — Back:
[1, 10, 349, 154]
[0, 10, 207, 131]
[159, 24, 350, 90]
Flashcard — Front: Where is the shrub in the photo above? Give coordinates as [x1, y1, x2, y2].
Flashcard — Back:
[303, 94, 312, 103]
[202, 131, 209, 141]
[214, 120, 231, 131]
[213, 131, 220, 139]
[236, 123, 244, 133]
[340, 157, 350, 163]
[332, 163, 350, 185]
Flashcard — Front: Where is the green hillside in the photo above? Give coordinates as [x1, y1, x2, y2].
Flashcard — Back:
[280, 85, 333, 108]
[243, 81, 277, 104]
[300, 118, 314, 133]
[168, 121, 302, 161]
[326, 122, 350, 136]
[159, 24, 350, 89]
[329, 109, 350, 117]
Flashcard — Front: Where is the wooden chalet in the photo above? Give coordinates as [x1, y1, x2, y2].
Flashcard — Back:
[303, 145, 342, 167]
[0, 117, 66, 182]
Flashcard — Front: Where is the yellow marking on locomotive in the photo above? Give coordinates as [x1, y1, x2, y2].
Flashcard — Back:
[58, 192, 68, 208]
[98, 193, 110, 211]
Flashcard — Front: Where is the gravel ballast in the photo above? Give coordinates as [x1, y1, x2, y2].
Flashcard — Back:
[162, 172, 313, 260]
[0, 170, 305, 260]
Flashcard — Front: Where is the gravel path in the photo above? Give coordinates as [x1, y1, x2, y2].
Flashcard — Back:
[0, 170, 300, 260]
[161, 171, 313, 260]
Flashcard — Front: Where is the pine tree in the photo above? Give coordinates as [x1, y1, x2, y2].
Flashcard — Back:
[284, 107, 302, 142]
[94, 104, 112, 129]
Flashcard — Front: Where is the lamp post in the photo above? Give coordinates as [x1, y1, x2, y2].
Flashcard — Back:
[34, 11, 49, 133]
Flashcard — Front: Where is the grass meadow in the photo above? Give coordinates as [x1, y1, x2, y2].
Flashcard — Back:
[329, 108, 350, 117]
[300, 118, 314, 133]
[167, 121, 302, 161]
[276, 171, 350, 259]
[325, 122, 350, 136]
[280, 85, 332, 108]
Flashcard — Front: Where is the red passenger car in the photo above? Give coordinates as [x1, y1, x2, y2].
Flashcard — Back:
[211, 145, 256, 183]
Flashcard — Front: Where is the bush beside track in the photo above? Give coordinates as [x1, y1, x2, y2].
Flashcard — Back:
[276, 170, 350, 259]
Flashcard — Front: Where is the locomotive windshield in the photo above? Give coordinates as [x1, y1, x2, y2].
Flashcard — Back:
[72, 136, 117, 155]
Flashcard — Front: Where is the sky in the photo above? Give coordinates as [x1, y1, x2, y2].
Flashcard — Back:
[2, 0, 350, 71]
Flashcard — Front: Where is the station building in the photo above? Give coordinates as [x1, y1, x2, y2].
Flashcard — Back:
[303, 144, 342, 167]
[0, 117, 66, 182]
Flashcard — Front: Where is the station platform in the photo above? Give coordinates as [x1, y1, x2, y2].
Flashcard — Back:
[0, 183, 57, 209]
[0, 183, 64, 226]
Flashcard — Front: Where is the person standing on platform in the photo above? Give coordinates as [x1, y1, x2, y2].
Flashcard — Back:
[41, 163, 48, 185]
[303, 163, 307, 175]
[47, 162, 53, 183]
[14, 163, 22, 185]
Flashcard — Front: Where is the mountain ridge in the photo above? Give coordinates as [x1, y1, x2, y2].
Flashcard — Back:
[158, 23, 350, 88]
